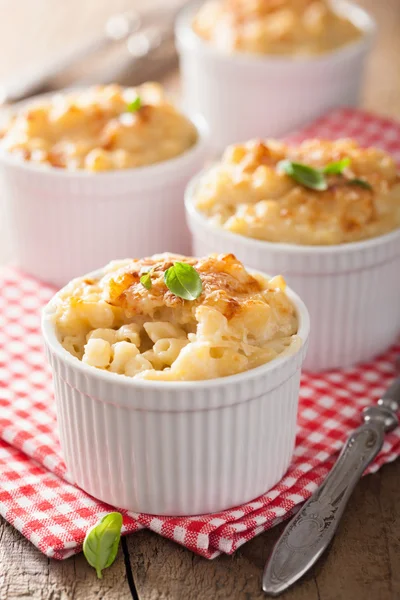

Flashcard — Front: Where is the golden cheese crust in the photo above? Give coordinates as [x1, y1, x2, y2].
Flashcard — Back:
[104, 253, 264, 320]
[194, 139, 400, 245]
[0, 83, 198, 171]
[193, 0, 361, 56]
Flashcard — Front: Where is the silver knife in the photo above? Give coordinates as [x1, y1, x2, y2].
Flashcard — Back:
[262, 375, 400, 596]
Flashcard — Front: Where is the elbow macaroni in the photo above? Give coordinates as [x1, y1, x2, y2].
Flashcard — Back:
[53, 253, 299, 381]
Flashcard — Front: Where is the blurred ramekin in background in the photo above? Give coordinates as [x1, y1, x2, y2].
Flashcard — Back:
[0, 97, 208, 288]
[176, 0, 376, 153]
[42, 267, 309, 516]
[185, 172, 400, 372]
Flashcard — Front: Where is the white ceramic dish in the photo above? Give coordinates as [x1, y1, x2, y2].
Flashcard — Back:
[0, 96, 209, 288]
[176, 0, 376, 153]
[42, 267, 309, 516]
[185, 171, 400, 372]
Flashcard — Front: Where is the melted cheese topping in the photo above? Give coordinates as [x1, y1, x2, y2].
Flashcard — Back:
[0, 83, 198, 171]
[194, 139, 400, 245]
[53, 253, 299, 381]
[193, 0, 361, 56]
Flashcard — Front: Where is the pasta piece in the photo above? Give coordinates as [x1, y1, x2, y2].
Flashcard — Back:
[62, 334, 86, 359]
[141, 349, 165, 371]
[195, 306, 229, 344]
[110, 341, 139, 374]
[144, 322, 187, 343]
[268, 275, 286, 291]
[87, 328, 117, 345]
[23, 107, 49, 136]
[164, 342, 248, 380]
[84, 149, 114, 172]
[77, 301, 115, 329]
[116, 324, 141, 347]
[152, 338, 189, 367]
[125, 355, 153, 377]
[83, 338, 112, 368]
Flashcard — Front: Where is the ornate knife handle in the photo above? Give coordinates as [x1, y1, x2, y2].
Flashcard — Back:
[262, 400, 399, 597]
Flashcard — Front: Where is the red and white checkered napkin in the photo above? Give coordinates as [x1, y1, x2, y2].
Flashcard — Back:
[1, 107, 400, 561]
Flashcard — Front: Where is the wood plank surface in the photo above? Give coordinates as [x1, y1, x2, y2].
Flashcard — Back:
[1, 461, 399, 600]
[1, 0, 400, 598]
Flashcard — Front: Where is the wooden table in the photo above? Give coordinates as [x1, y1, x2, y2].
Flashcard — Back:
[1, 1, 400, 598]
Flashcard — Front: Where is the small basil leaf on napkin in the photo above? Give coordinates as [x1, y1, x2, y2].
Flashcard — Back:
[322, 157, 351, 174]
[83, 512, 123, 579]
[140, 272, 152, 290]
[164, 262, 203, 300]
[346, 178, 373, 190]
[127, 96, 142, 112]
[277, 159, 328, 191]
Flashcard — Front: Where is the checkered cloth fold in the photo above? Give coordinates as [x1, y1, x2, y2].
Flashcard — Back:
[0, 108, 400, 559]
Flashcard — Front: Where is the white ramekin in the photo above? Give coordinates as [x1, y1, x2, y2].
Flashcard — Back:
[0, 100, 208, 289]
[185, 174, 400, 372]
[42, 268, 309, 516]
[176, 0, 376, 153]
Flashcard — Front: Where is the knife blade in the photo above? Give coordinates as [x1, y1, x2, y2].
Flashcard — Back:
[262, 375, 400, 597]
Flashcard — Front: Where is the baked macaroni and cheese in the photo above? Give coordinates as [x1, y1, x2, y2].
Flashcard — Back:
[194, 139, 400, 245]
[53, 253, 299, 381]
[193, 0, 361, 56]
[0, 83, 198, 171]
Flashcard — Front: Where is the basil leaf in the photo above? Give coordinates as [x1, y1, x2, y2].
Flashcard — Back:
[127, 96, 142, 112]
[347, 178, 373, 190]
[164, 262, 203, 300]
[140, 272, 152, 290]
[83, 512, 123, 579]
[322, 157, 351, 174]
[278, 159, 327, 191]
